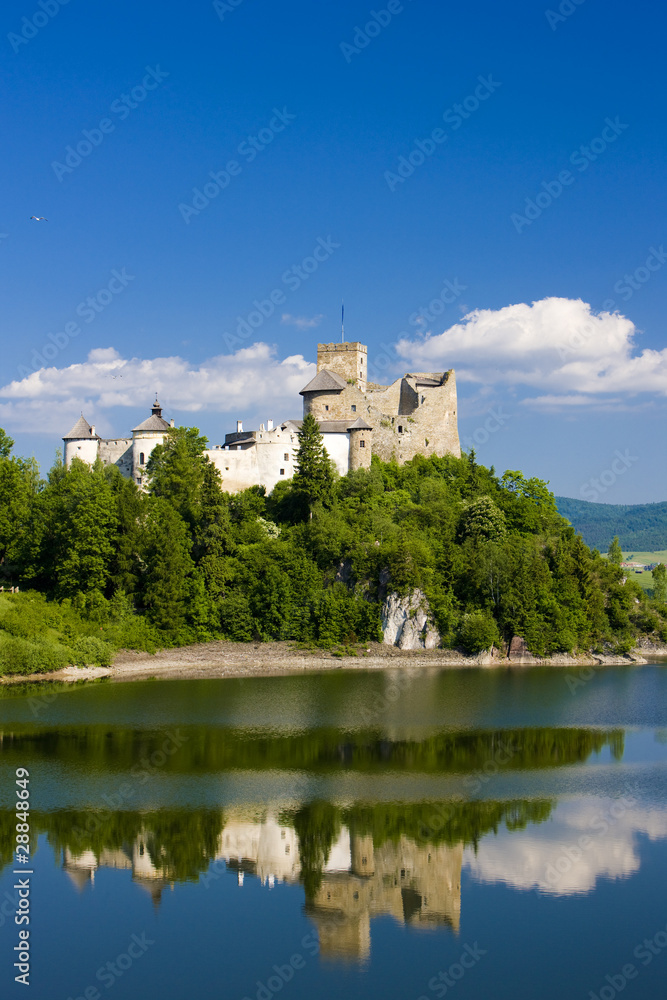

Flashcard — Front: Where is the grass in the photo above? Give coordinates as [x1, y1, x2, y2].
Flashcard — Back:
[622, 550, 667, 593]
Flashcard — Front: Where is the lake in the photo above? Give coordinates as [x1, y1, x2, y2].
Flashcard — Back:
[1, 663, 666, 999]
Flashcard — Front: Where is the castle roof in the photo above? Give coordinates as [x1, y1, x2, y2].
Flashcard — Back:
[132, 397, 171, 433]
[299, 369, 348, 395]
[63, 415, 99, 440]
[132, 414, 171, 432]
[347, 417, 372, 430]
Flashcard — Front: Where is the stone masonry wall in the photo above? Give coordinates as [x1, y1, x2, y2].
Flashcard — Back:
[317, 342, 367, 390]
[303, 370, 460, 464]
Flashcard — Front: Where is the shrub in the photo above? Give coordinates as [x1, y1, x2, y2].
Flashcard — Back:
[458, 610, 501, 654]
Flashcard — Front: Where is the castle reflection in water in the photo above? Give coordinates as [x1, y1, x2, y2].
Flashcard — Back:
[62, 812, 462, 962]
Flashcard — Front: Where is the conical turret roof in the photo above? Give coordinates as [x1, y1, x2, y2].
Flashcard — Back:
[63, 415, 99, 440]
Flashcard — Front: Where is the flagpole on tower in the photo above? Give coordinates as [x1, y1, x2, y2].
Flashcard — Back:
[341, 300, 345, 343]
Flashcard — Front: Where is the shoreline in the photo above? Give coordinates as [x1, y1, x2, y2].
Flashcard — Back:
[1, 639, 666, 686]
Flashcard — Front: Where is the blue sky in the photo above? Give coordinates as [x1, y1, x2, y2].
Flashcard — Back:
[1, 0, 665, 502]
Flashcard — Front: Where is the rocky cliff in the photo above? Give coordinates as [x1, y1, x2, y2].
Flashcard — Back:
[382, 590, 441, 650]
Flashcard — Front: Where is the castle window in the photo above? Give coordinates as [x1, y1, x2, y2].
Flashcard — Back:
[359, 440, 365, 448]
[351, 404, 356, 412]
[285, 845, 290, 854]
[284, 453, 289, 461]
[325, 405, 329, 411]
[139, 452, 145, 465]
[398, 425, 403, 434]
[280, 469, 285, 476]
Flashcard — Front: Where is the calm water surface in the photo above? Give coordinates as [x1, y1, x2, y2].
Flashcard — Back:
[1, 664, 666, 999]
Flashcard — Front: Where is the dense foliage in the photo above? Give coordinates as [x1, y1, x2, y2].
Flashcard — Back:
[0, 423, 665, 672]
[555, 496, 667, 552]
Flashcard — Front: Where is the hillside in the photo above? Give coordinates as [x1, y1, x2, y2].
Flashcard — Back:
[555, 498, 667, 552]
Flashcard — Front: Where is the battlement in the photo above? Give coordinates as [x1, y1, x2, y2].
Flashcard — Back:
[317, 342, 367, 354]
[317, 342, 367, 391]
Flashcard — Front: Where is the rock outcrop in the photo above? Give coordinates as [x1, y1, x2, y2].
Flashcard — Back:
[382, 590, 440, 650]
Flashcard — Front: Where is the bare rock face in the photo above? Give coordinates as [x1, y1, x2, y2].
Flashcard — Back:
[508, 635, 537, 663]
[382, 590, 441, 650]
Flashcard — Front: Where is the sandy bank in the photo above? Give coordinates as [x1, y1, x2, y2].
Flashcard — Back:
[1, 640, 661, 686]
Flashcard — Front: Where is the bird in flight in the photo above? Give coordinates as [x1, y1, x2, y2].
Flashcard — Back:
[29, 216, 48, 221]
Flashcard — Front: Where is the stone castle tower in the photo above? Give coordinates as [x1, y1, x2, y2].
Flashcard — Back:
[300, 341, 460, 468]
[63, 342, 460, 492]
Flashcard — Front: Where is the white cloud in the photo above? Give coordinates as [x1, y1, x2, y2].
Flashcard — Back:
[0, 343, 315, 435]
[397, 297, 667, 407]
[464, 798, 667, 896]
[281, 313, 324, 330]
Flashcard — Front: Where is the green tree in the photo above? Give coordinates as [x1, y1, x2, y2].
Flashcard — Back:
[608, 536, 623, 566]
[141, 499, 196, 641]
[652, 563, 666, 603]
[145, 426, 211, 530]
[459, 496, 506, 542]
[0, 428, 14, 460]
[292, 413, 335, 519]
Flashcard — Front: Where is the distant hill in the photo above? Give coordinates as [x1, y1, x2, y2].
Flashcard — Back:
[555, 497, 667, 552]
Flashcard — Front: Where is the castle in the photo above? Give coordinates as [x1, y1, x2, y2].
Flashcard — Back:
[63, 341, 460, 491]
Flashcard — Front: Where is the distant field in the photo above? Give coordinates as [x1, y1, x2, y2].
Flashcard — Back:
[622, 550, 667, 593]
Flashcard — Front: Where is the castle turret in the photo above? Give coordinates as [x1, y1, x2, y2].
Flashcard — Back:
[131, 396, 171, 483]
[347, 418, 372, 471]
[63, 414, 100, 467]
[317, 342, 367, 392]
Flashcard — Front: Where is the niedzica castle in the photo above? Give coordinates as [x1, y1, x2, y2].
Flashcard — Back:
[63, 341, 460, 492]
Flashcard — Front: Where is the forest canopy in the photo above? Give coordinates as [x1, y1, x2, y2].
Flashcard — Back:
[0, 423, 664, 673]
